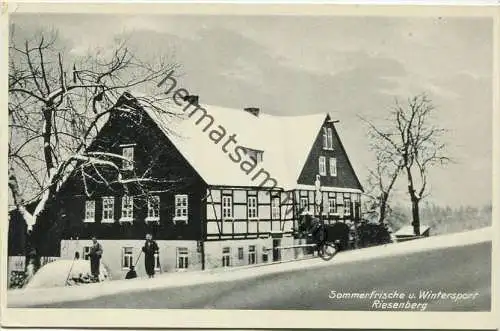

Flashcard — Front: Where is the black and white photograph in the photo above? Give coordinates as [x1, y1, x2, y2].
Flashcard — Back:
[2, 2, 498, 330]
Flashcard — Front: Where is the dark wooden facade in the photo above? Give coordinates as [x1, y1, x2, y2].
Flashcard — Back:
[52, 103, 207, 242]
[298, 116, 363, 190]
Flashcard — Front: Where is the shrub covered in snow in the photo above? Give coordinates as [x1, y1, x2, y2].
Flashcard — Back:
[9, 271, 27, 289]
[24, 259, 111, 289]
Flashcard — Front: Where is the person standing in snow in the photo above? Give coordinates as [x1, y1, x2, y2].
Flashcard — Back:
[86, 237, 103, 282]
[142, 233, 159, 278]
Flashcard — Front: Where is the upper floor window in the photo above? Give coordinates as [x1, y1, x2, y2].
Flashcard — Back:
[322, 128, 333, 150]
[344, 195, 351, 216]
[300, 197, 309, 211]
[222, 194, 233, 219]
[319, 156, 326, 176]
[328, 197, 337, 215]
[120, 195, 134, 222]
[271, 196, 280, 219]
[174, 194, 188, 222]
[248, 196, 258, 219]
[329, 157, 337, 176]
[146, 195, 160, 222]
[84, 200, 95, 222]
[102, 196, 115, 223]
[121, 145, 134, 170]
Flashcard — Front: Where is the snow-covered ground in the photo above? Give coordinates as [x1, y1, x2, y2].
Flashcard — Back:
[25, 260, 111, 289]
[7, 226, 492, 307]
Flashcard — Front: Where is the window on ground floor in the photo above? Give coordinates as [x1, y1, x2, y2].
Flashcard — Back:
[177, 247, 189, 269]
[83, 246, 91, 260]
[222, 247, 231, 267]
[154, 252, 161, 271]
[262, 246, 269, 263]
[122, 247, 133, 269]
[248, 245, 256, 264]
[238, 247, 244, 260]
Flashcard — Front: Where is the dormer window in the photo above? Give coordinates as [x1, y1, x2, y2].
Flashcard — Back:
[243, 147, 263, 163]
[121, 144, 135, 170]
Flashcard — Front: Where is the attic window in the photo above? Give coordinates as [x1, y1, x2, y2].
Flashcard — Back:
[322, 128, 333, 150]
[121, 144, 135, 170]
[243, 147, 263, 163]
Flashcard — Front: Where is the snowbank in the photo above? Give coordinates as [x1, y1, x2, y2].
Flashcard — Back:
[24, 259, 111, 289]
[8, 227, 491, 307]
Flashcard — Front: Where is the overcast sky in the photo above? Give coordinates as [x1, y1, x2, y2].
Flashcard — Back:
[11, 13, 493, 208]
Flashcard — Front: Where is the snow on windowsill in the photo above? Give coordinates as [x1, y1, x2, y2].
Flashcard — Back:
[173, 217, 188, 224]
[145, 217, 160, 223]
[83, 219, 95, 223]
[101, 219, 115, 224]
[119, 218, 134, 223]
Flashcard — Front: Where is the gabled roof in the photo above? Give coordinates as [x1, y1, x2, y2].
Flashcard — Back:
[128, 92, 361, 191]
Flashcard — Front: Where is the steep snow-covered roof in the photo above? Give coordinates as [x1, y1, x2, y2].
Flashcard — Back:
[142, 100, 329, 190]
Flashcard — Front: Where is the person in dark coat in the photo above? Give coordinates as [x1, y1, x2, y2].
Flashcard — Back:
[142, 233, 159, 278]
[125, 266, 137, 279]
[86, 236, 103, 282]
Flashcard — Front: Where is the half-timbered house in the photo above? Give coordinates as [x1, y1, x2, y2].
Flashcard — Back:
[54, 92, 363, 279]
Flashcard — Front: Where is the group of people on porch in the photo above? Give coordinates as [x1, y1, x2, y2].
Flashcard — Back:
[81, 233, 159, 282]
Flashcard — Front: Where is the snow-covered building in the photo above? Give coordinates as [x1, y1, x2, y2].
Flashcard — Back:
[51, 92, 363, 279]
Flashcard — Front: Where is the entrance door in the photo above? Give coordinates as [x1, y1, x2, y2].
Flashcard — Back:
[272, 239, 281, 262]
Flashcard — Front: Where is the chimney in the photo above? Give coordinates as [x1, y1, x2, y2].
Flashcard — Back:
[183, 95, 199, 106]
[244, 107, 260, 117]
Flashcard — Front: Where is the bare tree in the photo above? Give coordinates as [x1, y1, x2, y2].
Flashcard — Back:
[363, 94, 449, 235]
[8, 27, 181, 280]
[363, 150, 402, 224]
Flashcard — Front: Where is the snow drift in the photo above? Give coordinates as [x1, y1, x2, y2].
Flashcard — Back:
[24, 259, 111, 289]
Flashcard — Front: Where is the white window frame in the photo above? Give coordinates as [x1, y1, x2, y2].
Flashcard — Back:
[154, 252, 161, 271]
[174, 194, 188, 223]
[271, 196, 280, 219]
[328, 197, 337, 215]
[248, 245, 256, 264]
[319, 156, 326, 176]
[222, 247, 231, 267]
[248, 196, 258, 219]
[344, 196, 352, 216]
[327, 128, 333, 150]
[329, 157, 337, 176]
[84, 200, 95, 222]
[222, 195, 233, 220]
[102, 196, 115, 223]
[300, 197, 309, 211]
[122, 247, 134, 269]
[120, 195, 134, 223]
[322, 127, 328, 149]
[146, 195, 160, 222]
[177, 247, 189, 269]
[121, 146, 134, 170]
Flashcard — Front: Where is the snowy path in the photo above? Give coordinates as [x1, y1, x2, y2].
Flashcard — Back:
[7, 227, 492, 308]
